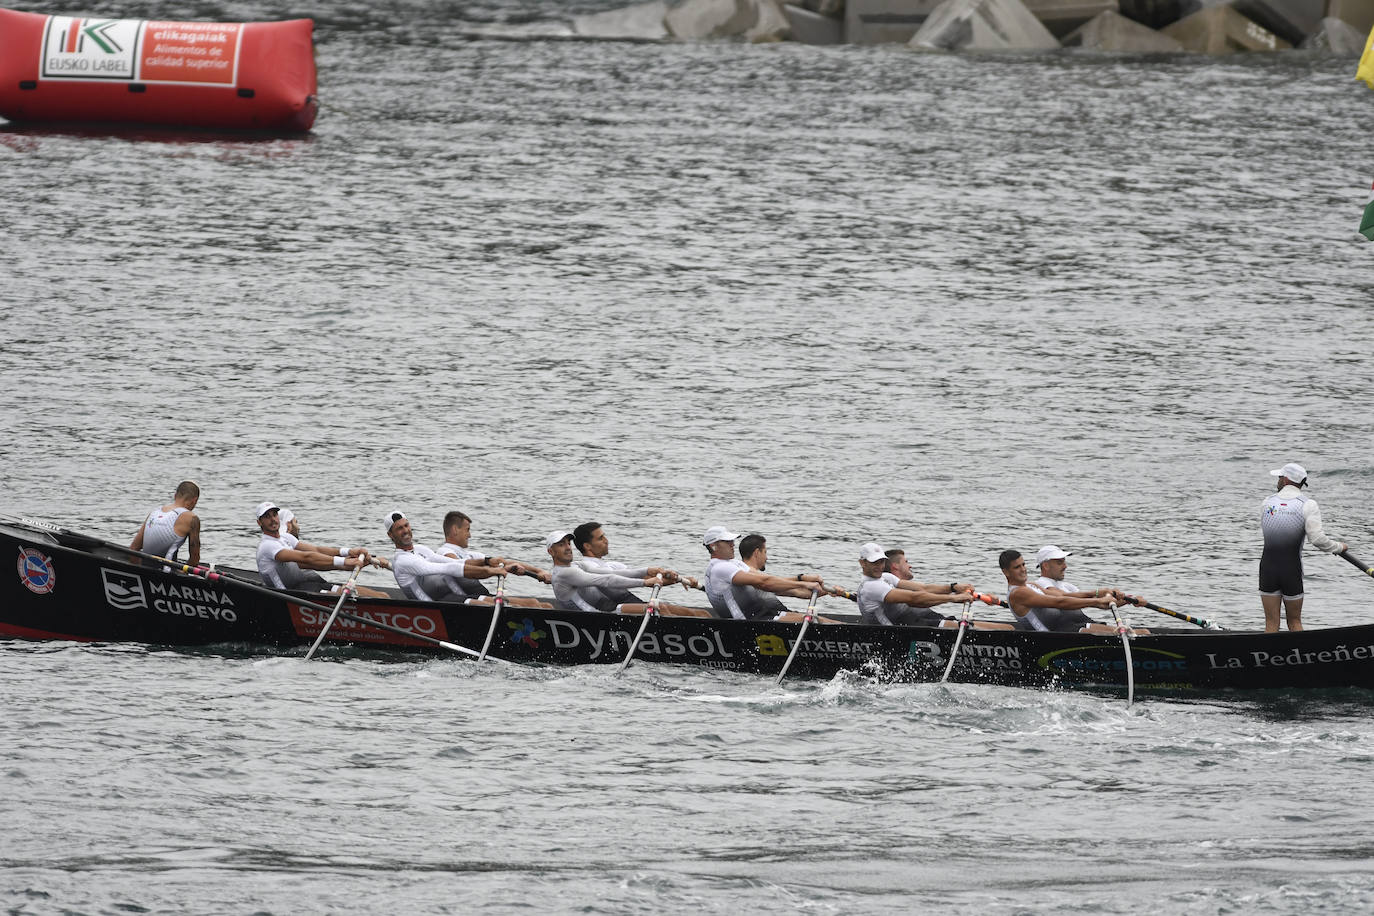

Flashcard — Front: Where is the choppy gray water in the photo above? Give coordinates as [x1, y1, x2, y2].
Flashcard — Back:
[3, 0, 1374, 910]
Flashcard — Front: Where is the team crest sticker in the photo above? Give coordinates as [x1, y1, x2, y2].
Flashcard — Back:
[508, 618, 545, 648]
[17, 547, 57, 594]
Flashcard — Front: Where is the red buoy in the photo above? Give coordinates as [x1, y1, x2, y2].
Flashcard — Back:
[0, 8, 317, 131]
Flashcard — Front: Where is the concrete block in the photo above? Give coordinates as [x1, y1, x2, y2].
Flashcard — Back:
[666, 0, 757, 37]
[747, 0, 793, 38]
[846, 0, 945, 43]
[1063, 8, 1185, 44]
[911, 0, 1062, 49]
[1230, 0, 1323, 42]
[572, 1, 671, 38]
[1025, 0, 1121, 35]
[1162, 5, 1291, 49]
[1326, 0, 1374, 33]
[1299, 13, 1367, 48]
[782, 3, 848, 40]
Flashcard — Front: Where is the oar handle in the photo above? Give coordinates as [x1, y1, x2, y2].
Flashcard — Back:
[1340, 550, 1374, 578]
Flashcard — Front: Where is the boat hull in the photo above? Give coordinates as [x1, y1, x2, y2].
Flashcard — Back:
[6, 519, 1374, 692]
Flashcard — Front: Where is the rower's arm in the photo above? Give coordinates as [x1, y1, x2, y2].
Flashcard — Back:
[129, 516, 147, 551]
[884, 586, 962, 609]
[276, 547, 368, 572]
[1013, 586, 1108, 612]
[184, 514, 201, 566]
[1303, 500, 1346, 553]
[730, 568, 820, 598]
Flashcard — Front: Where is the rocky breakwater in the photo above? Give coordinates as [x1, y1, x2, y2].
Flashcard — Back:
[570, 0, 1373, 54]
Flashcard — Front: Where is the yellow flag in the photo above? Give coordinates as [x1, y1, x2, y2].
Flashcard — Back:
[1359, 24, 1374, 89]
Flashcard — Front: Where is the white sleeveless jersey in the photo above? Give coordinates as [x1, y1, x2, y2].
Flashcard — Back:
[141, 506, 188, 560]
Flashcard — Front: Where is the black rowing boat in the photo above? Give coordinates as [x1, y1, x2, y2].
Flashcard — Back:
[6, 517, 1374, 692]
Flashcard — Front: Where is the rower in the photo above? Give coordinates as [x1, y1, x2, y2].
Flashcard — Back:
[702, 526, 825, 620]
[130, 480, 202, 564]
[999, 549, 1147, 635]
[546, 530, 670, 613]
[857, 543, 1007, 628]
[254, 502, 384, 595]
[885, 547, 982, 600]
[434, 510, 552, 596]
[1260, 462, 1349, 633]
[385, 510, 546, 606]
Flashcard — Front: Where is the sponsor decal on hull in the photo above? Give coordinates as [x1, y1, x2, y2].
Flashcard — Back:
[548, 619, 740, 666]
[100, 569, 239, 622]
[17, 547, 56, 594]
[758, 634, 882, 660]
[1205, 646, 1374, 670]
[909, 640, 1024, 671]
[1037, 645, 1187, 674]
[289, 604, 448, 647]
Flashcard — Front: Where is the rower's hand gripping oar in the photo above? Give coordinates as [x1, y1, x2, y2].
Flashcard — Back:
[304, 557, 367, 660]
[940, 597, 974, 684]
[1340, 549, 1374, 579]
[775, 587, 820, 686]
[477, 573, 507, 663]
[617, 579, 662, 675]
[1108, 602, 1135, 708]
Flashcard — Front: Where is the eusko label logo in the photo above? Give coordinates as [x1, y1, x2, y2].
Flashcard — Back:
[41, 16, 140, 80]
[17, 547, 57, 595]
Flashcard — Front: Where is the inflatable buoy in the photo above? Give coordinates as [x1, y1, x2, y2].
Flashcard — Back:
[0, 8, 317, 131]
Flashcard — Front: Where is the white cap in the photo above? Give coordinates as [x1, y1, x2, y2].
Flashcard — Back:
[859, 542, 886, 562]
[1272, 462, 1308, 483]
[279, 508, 295, 525]
[543, 530, 572, 549]
[254, 501, 279, 520]
[702, 525, 739, 546]
[384, 510, 406, 533]
[1035, 545, 1070, 565]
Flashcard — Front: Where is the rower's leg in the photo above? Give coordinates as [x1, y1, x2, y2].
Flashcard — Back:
[1282, 596, 1304, 631]
[1261, 593, 1283, 633]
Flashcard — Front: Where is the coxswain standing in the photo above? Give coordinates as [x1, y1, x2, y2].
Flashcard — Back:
[131, 480, 202, 565]
[1260, 462, 1348, 633]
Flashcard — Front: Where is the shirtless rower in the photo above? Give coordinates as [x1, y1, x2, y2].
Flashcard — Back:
[254, 502, 384, 595]
[130, 480, 201, 564]
[999, 549, 1146, 635]
[386, 510, 548, 607]
[435, 510, 553, 596]
[547, 530, 692, 615]
[702, 526, 826, 620]
[857, 543, 1008, 629]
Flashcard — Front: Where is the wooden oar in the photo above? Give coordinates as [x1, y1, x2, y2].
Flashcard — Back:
[939, 598, 973, 684]
[1124, 596, 1222, 630]
[1107, 602, 1135, 708]
[303, 559, 366, 660]
[775, 588, 820, 685]
[617, 580, 662, 674]
[476, 574, 506, 663]
[1340, 549, 1374, 578]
